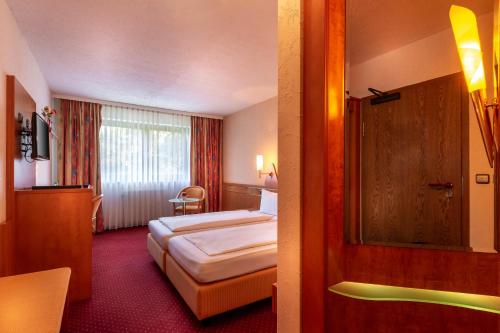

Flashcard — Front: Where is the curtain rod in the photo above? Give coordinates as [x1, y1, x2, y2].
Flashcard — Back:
[52, 94, 224, 120]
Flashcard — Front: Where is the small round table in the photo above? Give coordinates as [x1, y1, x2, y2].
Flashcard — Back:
[168, 197, 202, 215]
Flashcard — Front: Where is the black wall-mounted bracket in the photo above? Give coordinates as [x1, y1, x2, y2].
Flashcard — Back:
[20, 117, 33, 162]
[368, 87, 401, 105]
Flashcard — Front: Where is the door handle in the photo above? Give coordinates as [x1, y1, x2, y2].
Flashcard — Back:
[428, 182, 454, 190]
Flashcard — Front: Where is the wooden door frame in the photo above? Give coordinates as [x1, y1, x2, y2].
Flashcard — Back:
[345, 97, 361, 244]
[460, 76, 470, 250]
[302, 0, 499, 332]
[302, 0, 345, 331]
[2, 76, 16, 276]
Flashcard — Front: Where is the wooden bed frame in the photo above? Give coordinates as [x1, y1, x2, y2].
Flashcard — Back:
[147, 233, 277, 319]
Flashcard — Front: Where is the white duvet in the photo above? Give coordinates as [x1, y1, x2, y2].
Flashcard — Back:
[182, 221, 277, 256]
[159, 210, 273, 232]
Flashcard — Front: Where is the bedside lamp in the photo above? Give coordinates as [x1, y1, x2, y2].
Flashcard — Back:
[256, 154, 277, 179]
[450, 5, 496, 167]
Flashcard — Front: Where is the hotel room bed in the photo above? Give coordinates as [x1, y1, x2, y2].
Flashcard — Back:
[168, 222, 277, 283]
[165, 254, 276, 320]
[147, 189, 278, 319]
[147, 210, 275, 270]
[165, 222, 277, 319]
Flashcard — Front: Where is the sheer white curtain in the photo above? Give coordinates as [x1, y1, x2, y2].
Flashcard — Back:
[100, 105, 191, 230]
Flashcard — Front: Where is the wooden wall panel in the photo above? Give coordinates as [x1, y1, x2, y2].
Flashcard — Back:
[302, 1, 328, 331]
[221, 183, 277, 211]
[302, 0, 348, 331]
[2, 76, 37, 277]
[325, 0, 347, 331]
[300, 1, 500, 332]
[2, 76, 15, 277]
[330, 294, 499, 332]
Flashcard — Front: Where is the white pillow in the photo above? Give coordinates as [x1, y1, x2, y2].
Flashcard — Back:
[260, 189, 278, 216]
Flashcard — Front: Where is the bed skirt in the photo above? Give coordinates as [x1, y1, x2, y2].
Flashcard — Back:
[165, 254, 276, 319]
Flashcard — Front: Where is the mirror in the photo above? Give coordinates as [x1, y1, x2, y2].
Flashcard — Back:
[345, 0, 498, 252]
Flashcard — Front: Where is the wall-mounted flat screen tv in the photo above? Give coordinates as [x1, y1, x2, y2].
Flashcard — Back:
[31, 112, 50, 160]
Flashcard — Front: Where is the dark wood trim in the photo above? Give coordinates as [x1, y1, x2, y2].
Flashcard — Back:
[302, 0, 346, 331]
[6, 76, 14, 222]
[2, 75, 16, 276]
[460, 75, 470, 249]
[325, 0, 346, 332]
[496, 154, 500, 251]
[346, 97, 361, 244]
[302, 0, 327, 332]
[362, 240, 470, 252]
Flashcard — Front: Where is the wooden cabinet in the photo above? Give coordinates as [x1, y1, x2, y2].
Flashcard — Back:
[14, 188, 92, 302]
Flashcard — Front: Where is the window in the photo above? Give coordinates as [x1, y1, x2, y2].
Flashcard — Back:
[100, 105, 191, 229]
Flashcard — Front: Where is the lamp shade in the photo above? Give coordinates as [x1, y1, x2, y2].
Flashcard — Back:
[256, 155, 264, 171]
[449, 5, 487, 93]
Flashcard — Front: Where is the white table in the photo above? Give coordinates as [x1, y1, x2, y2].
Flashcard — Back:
[169, 197, 203, 215]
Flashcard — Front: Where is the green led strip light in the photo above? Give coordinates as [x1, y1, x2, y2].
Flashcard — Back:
[329, 282, 500, 314]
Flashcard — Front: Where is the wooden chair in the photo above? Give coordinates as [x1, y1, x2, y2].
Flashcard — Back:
[91, 194, 103, 233]
[173, 186, 205, 215]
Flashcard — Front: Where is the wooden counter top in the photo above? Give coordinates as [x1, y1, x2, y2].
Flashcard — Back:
[0, 268, 71, 332]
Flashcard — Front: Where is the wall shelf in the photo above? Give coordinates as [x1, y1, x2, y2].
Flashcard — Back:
[329, 281, 500, 315]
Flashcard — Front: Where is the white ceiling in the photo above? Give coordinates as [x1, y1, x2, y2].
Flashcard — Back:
[6, 0, 277, 116]
[347, 0, 494, 65]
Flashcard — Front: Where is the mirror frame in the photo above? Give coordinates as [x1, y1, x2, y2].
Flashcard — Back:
[343, 1, 500, 253]
[300, 0, 500, 331]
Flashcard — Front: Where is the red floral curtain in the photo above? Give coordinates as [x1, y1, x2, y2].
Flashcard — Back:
[190, 117, 223, 212]
[57, 99, 104, 232]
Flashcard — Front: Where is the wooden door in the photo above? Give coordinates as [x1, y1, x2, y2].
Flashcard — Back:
[361, 73, 469, 248]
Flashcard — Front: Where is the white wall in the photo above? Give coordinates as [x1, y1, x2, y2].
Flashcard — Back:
[348, 13, 495, 252]
[0, 0, 51, 222]
[223, 97, 277, 186]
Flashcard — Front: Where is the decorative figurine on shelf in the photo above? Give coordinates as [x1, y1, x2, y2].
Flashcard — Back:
[42, 106, 57, 134]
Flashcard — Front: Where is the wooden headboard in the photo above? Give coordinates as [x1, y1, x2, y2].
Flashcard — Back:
[222, 183, 277, 211]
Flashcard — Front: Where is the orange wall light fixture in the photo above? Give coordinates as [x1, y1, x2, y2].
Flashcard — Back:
[450, 4, 496, 167]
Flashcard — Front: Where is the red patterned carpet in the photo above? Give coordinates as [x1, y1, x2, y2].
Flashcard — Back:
[62, 227, 277, 333]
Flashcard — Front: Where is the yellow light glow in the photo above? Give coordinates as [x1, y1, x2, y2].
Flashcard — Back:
[329, 281, 500, 315]
[450, 5, 487, 93]
[256, 155, 264, 172]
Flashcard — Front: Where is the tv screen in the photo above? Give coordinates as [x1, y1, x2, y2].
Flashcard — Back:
[31, 112, 50, 160]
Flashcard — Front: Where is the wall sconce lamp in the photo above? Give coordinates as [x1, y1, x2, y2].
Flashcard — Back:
[256, 154, 278, 179]
[450, 5, 497, 167]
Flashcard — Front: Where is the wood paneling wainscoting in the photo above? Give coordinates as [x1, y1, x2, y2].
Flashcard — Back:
[222, 183, 277, 211]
